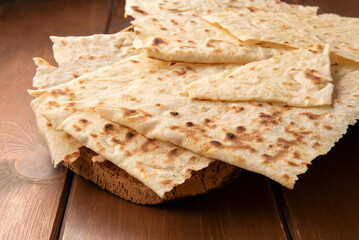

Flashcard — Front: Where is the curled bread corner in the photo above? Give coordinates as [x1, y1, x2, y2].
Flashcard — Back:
[49, 35, 61, 44]
[305, 43, 329, 54]
[323, 44, 330, 55]
[33, 57, 51, 67]
[32, 57, 58, 89]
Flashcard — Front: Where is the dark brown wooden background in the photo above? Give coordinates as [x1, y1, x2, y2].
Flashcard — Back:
[0, 0, 358, 239]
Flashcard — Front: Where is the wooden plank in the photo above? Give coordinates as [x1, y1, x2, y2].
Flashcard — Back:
[277, 124, 359, 240]
[0, 0, 112, 239]
[277, 1, 359, 239]
[61, 172, 288, 240]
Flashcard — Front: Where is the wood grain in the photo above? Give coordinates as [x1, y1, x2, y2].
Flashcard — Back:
[276, 123, 359, 240]
[61, 172, 288, 240]
[276, 1, 359, 239]
[0, 0, 112, 239]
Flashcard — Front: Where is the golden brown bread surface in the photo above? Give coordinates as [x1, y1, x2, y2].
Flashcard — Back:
[63, 147, 241, 205]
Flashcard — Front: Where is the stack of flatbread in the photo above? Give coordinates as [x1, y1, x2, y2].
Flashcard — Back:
[29, 0, 359, 205]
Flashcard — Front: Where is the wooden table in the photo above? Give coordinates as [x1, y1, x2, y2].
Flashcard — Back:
[0, 0, 358, 239]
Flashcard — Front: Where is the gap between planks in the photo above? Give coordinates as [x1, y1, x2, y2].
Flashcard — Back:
[50, 0, 117, 239]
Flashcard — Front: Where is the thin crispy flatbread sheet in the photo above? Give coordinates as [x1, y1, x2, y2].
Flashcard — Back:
[185, 45, 334, 107]
[203, 11, 359, 62]
[125, 0, 217, 17]
[31, 99, 81, 166]
[132, 13, 289, 64]
[125, 0, 317, 18]
[125, 0, 317, 64]
[76, 54, 359, 189]
[211, 0, 318, 15]
[33, 32, 140, 89]
[29, 55, 213, 197]
[31, 32, 140, 166]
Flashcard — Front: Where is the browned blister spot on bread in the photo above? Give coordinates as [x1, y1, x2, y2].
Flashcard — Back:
[111, 137, 126, 145]
[208, 126, 263, 154]
[282, 174, 290, 181]
[292, 151, 301, 159]
[172, 66, 195, 76]
[189, 156, 199, 163]
[124, 138, 159, 157]
[125, 131, 136, 140]
[210, 140, 222, 147]
[287, 161, 300, 167]
[259, 110, 282, 126]
[169, 122, 209, 142]
[131, 161, 147, 175]
[64, 133, 72, 139]
[138, 139, 159, 153]
[32, 87, 75, 98]
[160, 179, 172, 185]
[262, 125, 312, 164]
[90, 133, 98, 138]
[299, 112, 322, 120]
[131, 5, 148, 15]
[63, 151, 80, 162]
[203, 118, 217, 129]
[47, 100, 60, 108]
[166, 147, 185, 164]
[226, 106, 245, 113]
[152, 37, 168, 46]
[64, 102, 76, 111]
[103, 123, 114, 132]
[323, 125, 333, 130]
[206, 39, 224, 48]
[219, 128, 263, 153]
[307, 44, 324, 53]
[122, 94, 141, 102]
[312, 142, 321, 149]
[304, 69, 322, 84]
[73, 124, 81, 132]
[79, 119, 88, 124]
[170, 111, 179, 116]
[120, 107, 152, 121]
[72, 73, 79, 78]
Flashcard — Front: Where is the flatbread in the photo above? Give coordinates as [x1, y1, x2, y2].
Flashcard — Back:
[68, 54, 359, 189]
[31, 32, 140, 166]
[31, 98, 81, 166]
[185, 45, 334, 107]
[125, 0, 217, 17]
[29, 55, 213, 197]
[125, 0, 317, 18]
[132, 12, 289, 64]
[125, 0, 319, 64]
[211, 0, 318, 15]
[33, 31, 140, 89]
[203, 11, 359, 62]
